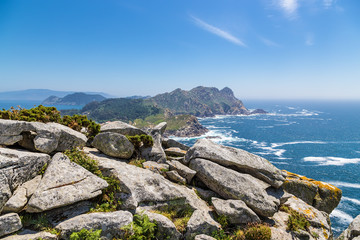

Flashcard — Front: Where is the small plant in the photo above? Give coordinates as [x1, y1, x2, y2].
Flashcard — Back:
[126, 134, 154, 149]
[312, 231, 320, 239]
[140, 134, 153, 147]
[20, 213, 59, 235]
[69, 229, 102, 240]
[65, 148, 102, 177]
[215, 214, 229, 229]
[151, 205, 193, 233]
[244, 223, 271, 240]
[126, 135, 142, 148]
[122, 214, 158, 240]
[37, 163, 48, 175]
[212, 228, 245, 240]
[129, 158, 146, 168]
[286, 209, 310, 232]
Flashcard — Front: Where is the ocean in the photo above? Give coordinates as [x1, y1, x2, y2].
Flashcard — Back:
[173, 100, 360, 236]
[0, 100, 83, 111]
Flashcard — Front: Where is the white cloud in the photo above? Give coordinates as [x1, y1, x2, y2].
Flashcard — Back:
[278, 0, 298, 19]
[259, 37, 280, 47]
[190, 16, 246, 47]
[323, 0, 334, 9]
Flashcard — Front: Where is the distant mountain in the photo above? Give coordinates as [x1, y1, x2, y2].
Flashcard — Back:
[148, 86, 250, 117]
[42, 92, 107, 106]
[125, 95, 151, 100]
[0, 89, 113, 101]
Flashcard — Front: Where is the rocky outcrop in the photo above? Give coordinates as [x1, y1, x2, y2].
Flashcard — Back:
[338, 214, 360, 240]
[92, 132, 134, 158]
[162, 138, 190, 151]
[283, 170, 342, 214]
[0, 148, 50, 211]
[141, 123, 167, 163]
[185, 139, 285, 188]
[55, 210, 133, 239]
[166, 170, 187, 184]
[164, 115, 209, 138]
[26, 153, 108, 212]
[100, 120, 146, 136]
[211, 197, 260, 224]
[189, 158, 280, 217]
[142, 161, 169, 174]
[165, 147, 187, 157]
[0, 213, 22, 238]
[0, 119, 87, 153]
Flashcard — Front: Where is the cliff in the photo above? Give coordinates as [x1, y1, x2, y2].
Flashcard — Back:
[0, 117, 350, 240]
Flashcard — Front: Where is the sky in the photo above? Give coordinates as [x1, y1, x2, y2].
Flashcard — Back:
[0, 0, 359, 100]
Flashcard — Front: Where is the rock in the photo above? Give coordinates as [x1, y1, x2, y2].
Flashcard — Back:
[338, 214, 360, 240]
[211, 197, 260, 224]
[84, 148, 209, 213]
[153, 122, 167, 135]
[0, 213, 22, 238]
[272, 196, 332, 240]
[92, 132, 134, 158]
[56, 210, 133, 239]
[101, 120, 146, 136]
[283, 171, 342, 214]
[3, 175, 42, 213]
[136, 209, 182, 240]
[189, 158, 279, 217]
[166, 170, 187, 185]
[195, 234, 216, 240]
[0, 148, 50, 211]
[167, 160, 196, 183]
[193, 187, 220, 202]
[185, 210, 221, 240]
[162, 138, 190, 151]
[142, 161, 169, 174]
[0, 119, 87, 153]
[165, 147, 187, 157]
[26, 153, 108, 212]
[185, 139, 285, 188]
[1, 229, 57, 240]
[141, 127, 167, 163]
[46, 201, 93, 226]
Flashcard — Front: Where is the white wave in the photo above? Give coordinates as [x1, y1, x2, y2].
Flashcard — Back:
[267, 109, 320, 117]
[287, 106, 296, 110]
[342, 197, 360, 206]
[257, 126, 274, 129]
[271, 141, 327, 148]
[271, 161, 289, 165]
[330, 209, 354, 224]
[327, 181, 360, 189]
[274, 121, 297, 126]
[303, 156, 360, 166]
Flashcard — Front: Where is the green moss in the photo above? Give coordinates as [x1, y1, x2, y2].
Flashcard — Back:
[284, 207, 310, 232]
[121, 214, 158, 240]
[128, 158, 146, 168]
[69, 229, 102, 240]
[151, 205, 193, 233]
[37, 163, 48, 175]
[244, 224, 271, 240]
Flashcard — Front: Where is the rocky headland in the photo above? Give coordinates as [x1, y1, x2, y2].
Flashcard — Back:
[0, 117, 354, 240]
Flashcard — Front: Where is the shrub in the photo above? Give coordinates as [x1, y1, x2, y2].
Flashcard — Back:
[0, 105, 100, 139]
[244, 223, 271, 240]
[286, 210, 310, 232]
[20, 213, 59, 235]
[126, 134, 154, 149]
[69, 229, 102, 240]
[129, 158, 146, 168]
[122, 214, 158, 240]
[140, 134, 153, 147]
[212, 228, 245, 240]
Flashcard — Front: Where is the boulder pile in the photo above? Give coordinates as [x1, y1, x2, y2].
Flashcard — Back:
[0, 119, 352, 240]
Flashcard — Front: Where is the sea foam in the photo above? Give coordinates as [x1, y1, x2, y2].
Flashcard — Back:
[330, 209, 354, 225]
[303, 156, 360, 166]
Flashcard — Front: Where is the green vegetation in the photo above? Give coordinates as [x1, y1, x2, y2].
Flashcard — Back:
[128, 158, 146, 168]
[244, 224, 271, 240]
[212, 228, 245, 240]
[64, 148, 122, 212]
[215, 214, 229, 229]
[20, 213, 60, 235]
[151, 205, 193, 233]
[69, 229, 102, 240]
[126, 134, 154, 148]
[121, 214, 158, 240]
[280, 205, 310, 232]
[0, 105, 100, 139]
[37, 163, 48, 175]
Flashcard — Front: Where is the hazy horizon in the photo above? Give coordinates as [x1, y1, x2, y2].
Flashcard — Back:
[1, 0, 359, 100]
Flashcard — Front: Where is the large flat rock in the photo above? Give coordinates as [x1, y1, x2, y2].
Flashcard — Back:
[189, 158, 280, 217]
[185, 139, 285, 188]
[100, 121, 146, 136]
[26, 153, 108, 212]
[92, 132, 134, 158]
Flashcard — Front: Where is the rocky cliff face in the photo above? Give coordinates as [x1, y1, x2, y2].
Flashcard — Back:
[0, 119, 349, 240]
[149, 86, 252, 117]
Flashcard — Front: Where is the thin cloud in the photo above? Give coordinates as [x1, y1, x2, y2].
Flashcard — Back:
[278, 0, 298, 19]
[259, 37, 280, 47]
[190, 15, 246, 47]
[305, 34, 314, 46]
[323, 0, 334, 9]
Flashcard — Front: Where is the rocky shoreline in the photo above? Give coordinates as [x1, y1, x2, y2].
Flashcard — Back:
[0, 118, 357, 240]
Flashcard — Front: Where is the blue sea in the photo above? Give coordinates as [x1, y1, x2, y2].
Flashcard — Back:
[173, 100, 360, 236]
[0, 100, 83, 111]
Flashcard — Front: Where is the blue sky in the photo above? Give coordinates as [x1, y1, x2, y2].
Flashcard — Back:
[1, 0, 359, 99]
